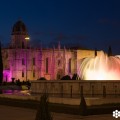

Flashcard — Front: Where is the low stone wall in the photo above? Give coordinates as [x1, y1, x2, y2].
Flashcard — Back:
[1, 80, 119, 106]
[1, 94, 120, 106]
[31, 80, 120, 98]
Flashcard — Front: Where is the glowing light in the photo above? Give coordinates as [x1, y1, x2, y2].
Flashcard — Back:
[3, 70, 12, 82]
[25, 36, 30, 40]
[78, 51, 120, 80]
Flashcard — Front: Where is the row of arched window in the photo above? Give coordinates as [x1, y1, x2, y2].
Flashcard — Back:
[45, 57, 72, 74]
[22, 58, 36, 65]
[22, 70, 35, 77]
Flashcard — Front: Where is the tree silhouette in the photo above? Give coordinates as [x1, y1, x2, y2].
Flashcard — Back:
[108, 46, 112, 56]
[72, 73, 79, 80]
[94, 48, 97, 57]
[0, 41, 3, 84]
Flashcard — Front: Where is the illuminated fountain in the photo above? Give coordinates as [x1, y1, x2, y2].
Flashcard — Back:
[79, 51, 120, 80]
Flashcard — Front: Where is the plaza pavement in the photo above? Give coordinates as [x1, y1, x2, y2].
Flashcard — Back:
[0, 105, 115, 120]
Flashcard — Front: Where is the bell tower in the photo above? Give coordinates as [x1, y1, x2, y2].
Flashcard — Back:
[11, 20, 30, 48]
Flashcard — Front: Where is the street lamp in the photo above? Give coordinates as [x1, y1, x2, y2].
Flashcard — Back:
[25, 36, 30, 40]
[25, 36, 30, 81]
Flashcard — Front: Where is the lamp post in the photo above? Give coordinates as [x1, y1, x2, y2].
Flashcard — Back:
[25, 36, 30, 81]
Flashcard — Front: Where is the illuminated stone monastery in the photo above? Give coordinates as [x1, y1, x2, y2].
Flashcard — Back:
[2, 20, 97, 81]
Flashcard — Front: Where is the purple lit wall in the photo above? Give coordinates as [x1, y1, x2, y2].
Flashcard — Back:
[3, 70, 12, 82]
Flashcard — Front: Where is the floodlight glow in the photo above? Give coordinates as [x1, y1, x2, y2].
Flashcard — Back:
[25, 37, 30, 40]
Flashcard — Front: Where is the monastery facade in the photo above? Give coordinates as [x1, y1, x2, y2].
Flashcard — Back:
[2, 20, 96, 81]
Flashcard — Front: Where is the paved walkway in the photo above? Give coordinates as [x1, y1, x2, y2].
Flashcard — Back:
[0, 105, 115, 120]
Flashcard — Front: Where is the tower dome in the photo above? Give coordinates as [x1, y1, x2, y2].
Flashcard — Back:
[11, 20, 28, 35]
[11, 20, 30, 49]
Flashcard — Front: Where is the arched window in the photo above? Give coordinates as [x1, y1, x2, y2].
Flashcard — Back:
[58, 59, 61, 66]
[69, 58, 71, 73]
[46, 58, 48, 73]
[22, 70, 24, 77]
[33, 70, 35, 77]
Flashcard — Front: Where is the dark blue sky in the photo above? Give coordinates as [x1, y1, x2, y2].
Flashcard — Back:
[0, 0, 120, 54]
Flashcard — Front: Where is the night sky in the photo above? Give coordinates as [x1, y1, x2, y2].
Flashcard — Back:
[0, 0, 120, 54]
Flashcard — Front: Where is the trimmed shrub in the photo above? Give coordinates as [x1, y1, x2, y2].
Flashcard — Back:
[16, 79, 21, 86]
[35, 93, 53, 120]
[61, 75, 71, 80]
[79, 94, 87, 116]
[72, 73, 79, 80]
[11, 78, 15, 84]
[38, 77, 46, 80]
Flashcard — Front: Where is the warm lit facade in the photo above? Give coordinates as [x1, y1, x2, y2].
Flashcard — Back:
[2, 20, 97, 82]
